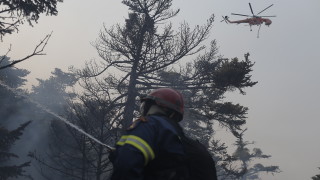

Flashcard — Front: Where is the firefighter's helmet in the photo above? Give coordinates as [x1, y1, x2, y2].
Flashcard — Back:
[140, 88, 184, 121]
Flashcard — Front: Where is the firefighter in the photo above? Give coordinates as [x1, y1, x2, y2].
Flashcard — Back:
[109, 88, 187, 180]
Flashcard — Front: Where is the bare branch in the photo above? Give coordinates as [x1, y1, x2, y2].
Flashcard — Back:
[0, 32, 52, 70]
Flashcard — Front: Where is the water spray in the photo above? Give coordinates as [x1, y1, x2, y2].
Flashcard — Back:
[0, 80, 115, 151]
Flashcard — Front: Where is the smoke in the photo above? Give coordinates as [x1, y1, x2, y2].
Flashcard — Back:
[0, 67, 114, 179]
[0, 80, 113, 150]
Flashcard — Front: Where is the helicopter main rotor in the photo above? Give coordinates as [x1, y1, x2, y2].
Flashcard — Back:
[231, 3, 276, 18]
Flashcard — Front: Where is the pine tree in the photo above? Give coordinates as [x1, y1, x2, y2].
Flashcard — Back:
[0, 56, 33, 179]
[0, 121, 32, 180]
[224, 129, 280, 179]
[77, 0, 215, 129]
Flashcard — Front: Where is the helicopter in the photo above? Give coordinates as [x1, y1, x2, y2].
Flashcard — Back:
[221, 3, 276, 37]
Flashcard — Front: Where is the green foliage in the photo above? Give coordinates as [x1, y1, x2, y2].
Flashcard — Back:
[195, 52, 257, 94]
[0, 56, 29, 122]
[0, 56, 29, 88]
[0, 0, 63, 38]
[31, 68, 77, 113]
[0, 121, 31, 180]
[0, 121, 31, 156]
[213, 55, 257, 94]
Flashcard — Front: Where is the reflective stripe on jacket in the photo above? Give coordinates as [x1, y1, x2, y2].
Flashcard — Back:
[110, 115, 185, 180]
[116, 135, 155, 165]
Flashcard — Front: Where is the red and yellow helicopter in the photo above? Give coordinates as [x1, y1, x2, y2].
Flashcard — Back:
[222, 3, 276, 37]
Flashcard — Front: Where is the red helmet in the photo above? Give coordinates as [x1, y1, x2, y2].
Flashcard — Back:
[141, 88, 184, 119]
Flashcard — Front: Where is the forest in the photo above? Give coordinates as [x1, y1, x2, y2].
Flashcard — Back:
[0, 0, 289, 179]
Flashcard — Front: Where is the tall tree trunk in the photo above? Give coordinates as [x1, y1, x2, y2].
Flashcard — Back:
[122, 61, 139, 129]
[121, 14, 151, 129]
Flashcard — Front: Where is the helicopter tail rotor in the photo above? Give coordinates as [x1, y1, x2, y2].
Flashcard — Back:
[221, 16, 229, 23]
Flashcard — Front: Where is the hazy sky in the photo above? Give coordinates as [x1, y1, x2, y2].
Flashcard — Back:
[1, 0, 320, 179]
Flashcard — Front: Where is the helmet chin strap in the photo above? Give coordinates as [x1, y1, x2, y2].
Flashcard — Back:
[168, 112, 177, 120]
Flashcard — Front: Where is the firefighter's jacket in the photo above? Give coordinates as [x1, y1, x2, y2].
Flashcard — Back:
[109, 115, 186, 180]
